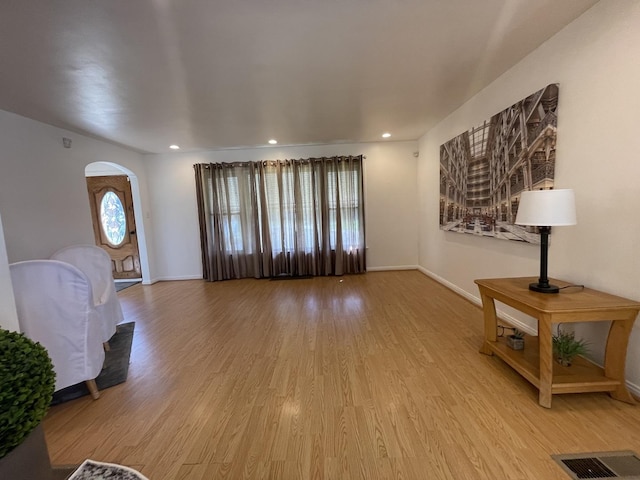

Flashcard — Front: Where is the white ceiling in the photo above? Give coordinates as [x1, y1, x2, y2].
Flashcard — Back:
[0, 0, 598, 154]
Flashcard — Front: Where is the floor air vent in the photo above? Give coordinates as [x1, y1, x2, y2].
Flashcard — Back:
[552, 451, 640, 479]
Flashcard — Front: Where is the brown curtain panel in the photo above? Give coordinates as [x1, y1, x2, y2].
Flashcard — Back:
[194, 156, 366, 281]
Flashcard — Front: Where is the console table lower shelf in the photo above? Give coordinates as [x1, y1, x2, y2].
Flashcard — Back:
[476, 277, 640, 408]
[485, 335, 622, 396]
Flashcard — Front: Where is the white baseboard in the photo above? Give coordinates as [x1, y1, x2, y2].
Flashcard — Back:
[148, 275, 202, 285]
[628, 380, 640, 398]
[417, 266, 480, 305]
[415, 266, 640, 398]
[368, 265, 418, 272]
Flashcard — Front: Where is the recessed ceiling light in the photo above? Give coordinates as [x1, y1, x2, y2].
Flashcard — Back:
[382, 132, 391, 138]
[169, 144, 180, 150]
[268, 139, 278, 145]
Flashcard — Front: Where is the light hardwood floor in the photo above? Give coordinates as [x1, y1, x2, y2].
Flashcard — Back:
[43, 271, 640, 479]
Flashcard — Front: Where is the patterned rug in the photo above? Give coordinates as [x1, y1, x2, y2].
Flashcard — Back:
[51, 322, 135, 405]
[67, 460, 148, 480]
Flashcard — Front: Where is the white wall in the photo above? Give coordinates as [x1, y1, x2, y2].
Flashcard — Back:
[0, 110, 154, 280]
[418, 0, 640, 387]
[0, 213, 19, 331]
[144, 141, 418, 281]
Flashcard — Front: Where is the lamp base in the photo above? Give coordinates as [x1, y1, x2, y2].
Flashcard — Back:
[529, 282, 560, 294]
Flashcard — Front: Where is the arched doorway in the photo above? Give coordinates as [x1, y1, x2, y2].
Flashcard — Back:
[85, 162, 150, 284]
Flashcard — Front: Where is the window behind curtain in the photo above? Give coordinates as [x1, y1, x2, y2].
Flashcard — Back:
[218, 175, 244, 252]
[194, 156, 366, 280]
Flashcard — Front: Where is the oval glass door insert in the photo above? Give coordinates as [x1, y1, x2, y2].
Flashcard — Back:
[100, 191, 126, 245]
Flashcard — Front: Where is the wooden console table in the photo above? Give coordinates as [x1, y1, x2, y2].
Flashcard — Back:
[475, 277, 640, 408]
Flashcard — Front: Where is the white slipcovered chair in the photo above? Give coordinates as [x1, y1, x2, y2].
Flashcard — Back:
[9, 260, 105, 399]
[51, 245, 124, 346]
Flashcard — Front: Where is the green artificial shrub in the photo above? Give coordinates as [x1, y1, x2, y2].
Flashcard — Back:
[0, 328, 55, 459]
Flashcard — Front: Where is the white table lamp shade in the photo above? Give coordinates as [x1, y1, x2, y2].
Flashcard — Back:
[515, 189, 576, 227]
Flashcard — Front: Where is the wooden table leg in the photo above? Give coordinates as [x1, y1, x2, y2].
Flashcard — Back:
[479, 290, 497, 356]
[605, 313, 637, 404]
[537, 314, 553, 408]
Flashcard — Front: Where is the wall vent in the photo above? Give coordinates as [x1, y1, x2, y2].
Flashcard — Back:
[552, 451, 640, 479]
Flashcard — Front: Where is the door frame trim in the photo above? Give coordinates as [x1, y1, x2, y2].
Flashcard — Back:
[85, 162, 151, 284]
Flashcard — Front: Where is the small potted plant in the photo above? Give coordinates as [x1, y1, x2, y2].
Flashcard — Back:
[0, 328, 56, 479]
[507, 328, 525, 350]
[552, 328, 589, 367]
